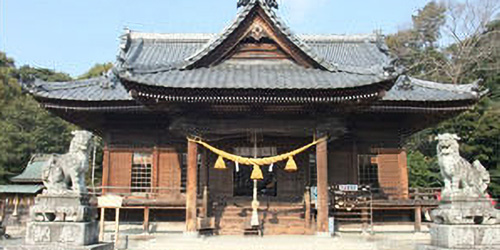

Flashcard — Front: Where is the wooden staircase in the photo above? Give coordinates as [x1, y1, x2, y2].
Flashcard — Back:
[214, 200, 314, 235]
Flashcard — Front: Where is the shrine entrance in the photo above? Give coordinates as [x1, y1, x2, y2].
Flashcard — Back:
[234, 163, 277, 197]
[233, 145, 278, 197]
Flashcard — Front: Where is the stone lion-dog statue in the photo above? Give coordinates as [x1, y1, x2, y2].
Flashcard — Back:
[42, 130, 93, 195]
[432, 133, 499, 224]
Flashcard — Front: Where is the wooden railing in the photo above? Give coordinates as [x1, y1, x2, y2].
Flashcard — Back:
[88, 186, 185, 197]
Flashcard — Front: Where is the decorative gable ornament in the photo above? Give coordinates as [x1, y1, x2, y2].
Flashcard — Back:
[237, 0, 278, 9]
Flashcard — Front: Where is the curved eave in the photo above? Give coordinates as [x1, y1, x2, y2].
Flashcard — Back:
[367, 100, 478, 113]
[118, 59, 396, 91]
[32, 97, 146, 112]
[121, 77, 393, 104]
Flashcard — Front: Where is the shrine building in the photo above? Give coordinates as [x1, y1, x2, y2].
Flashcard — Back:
[24, 0, 485, 235]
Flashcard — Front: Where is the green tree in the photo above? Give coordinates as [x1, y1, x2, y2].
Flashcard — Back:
[386, 1, 448, 81]
[387, 1, 500, 196]
[407, 151, 441, 188]
[78, 63, 113, 80]
[0, 52, 75, 184]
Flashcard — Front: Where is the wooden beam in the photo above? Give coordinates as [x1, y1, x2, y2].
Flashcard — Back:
[316, 139, 329, 234]
[185, 140, 198, 233]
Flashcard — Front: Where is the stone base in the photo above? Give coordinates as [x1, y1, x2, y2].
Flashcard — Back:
[431, 199, 500, 225]
[418, 224, 500, 249]
[26, 221, 98, 246]
[419, 245, 500, 250]
[31, 194, 96, 222]
[6, 243, 113, 250]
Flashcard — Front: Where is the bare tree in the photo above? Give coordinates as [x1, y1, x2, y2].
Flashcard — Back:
[440, 0, 500, 83]
[386, 0, 500, 84]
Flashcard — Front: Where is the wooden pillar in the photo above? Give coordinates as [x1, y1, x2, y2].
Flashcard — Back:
[143, 207, 150, 233]
[414, 206, 422, 232]
[102, 147, 110, 194]
[99, 208, 105, 242]
[152, 147, 160, 192]
[305, 187, 311, 227]
[185, 140, 198, 234]
[361, 208, 368, 233]
[114, 208, 120, 246]
[200, 149, 209, 218]
[316, 139, 329, 235]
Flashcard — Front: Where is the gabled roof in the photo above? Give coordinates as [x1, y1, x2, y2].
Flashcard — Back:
[181, 1, 338, 71]
[10, 154, 50, 184]
[115, 0, 397, 90]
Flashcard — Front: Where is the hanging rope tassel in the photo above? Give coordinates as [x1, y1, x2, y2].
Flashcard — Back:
[268, 163, 274, 172]
[284, 157, 298, 172]
[214, 156, 227, 170]
[235, 161, 240, 172]
[251, 165, 264, 180]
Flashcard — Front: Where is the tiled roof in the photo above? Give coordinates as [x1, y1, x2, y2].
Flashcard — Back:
[110, 1, 395, 90]
[26, 75, 132, 101]
[10, 154, 50, 183]
[120, 32, 391, 75]
[22, 0, 482, 106]
[382, 76, 484, 102]
[121, 60, 391, 90]
[25, 74, 483, 104]
[0, 184, 44, 194]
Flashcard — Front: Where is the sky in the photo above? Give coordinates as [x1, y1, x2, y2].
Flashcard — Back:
[1, 0, 432, 77]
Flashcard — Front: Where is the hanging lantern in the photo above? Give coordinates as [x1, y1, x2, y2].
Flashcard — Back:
[214, 156, 227, 170]
[251, 165, 264, 180]
[284, 157, 298, 172]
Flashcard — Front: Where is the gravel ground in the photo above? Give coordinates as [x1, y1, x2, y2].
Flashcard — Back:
[0, 223, 431, 250]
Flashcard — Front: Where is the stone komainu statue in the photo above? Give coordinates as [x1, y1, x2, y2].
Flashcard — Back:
[432, 133, 499, 224]
[31, 130, 95, 222]
[42, 130, 93, 195]
[436, 133, 490, 200]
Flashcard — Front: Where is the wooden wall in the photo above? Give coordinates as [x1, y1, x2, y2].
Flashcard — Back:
[102, 146, 184, 198]
[208, 153, 234, 198]
[372, 148, 409, 199]
[156, 148, 183, 196]
[102, 148, 132, 194]
[276, 152, 307, 199]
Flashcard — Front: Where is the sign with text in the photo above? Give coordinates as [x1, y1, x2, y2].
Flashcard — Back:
[337, 184, 359, 191]
[97, 195, 123, 208]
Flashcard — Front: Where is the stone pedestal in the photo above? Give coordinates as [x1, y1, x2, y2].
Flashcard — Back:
[30, 194, 96, 222]
[7, 243, 113, 250]
[26, 221, 98, 246]
[6, 195, 113, 250]
[418, 224, 500, 250]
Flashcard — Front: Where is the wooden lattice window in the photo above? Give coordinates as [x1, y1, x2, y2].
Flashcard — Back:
[357, 155, 379, 189]
[131, 152, 152, 193]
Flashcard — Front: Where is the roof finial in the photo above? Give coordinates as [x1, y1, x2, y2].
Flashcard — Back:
[237, 0, 278, 9]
